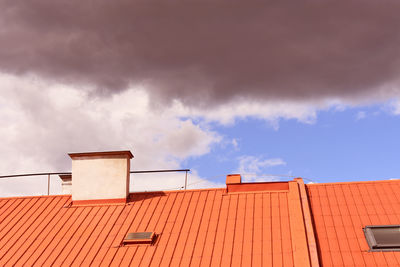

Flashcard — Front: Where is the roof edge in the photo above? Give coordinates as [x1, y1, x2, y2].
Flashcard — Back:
[306, 179, 400, 186]
[295, 178, 320, 267]
[288, 180, 312, 267]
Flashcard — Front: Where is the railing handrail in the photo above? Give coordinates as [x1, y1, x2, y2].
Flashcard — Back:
[0, 169, 191, 179]
[0, 169, 191, 195]
[0, 172, 72, 179]
[130, 169, 190, 174]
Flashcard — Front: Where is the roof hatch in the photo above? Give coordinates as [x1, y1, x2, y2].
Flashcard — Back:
[123, 232, 156, 245]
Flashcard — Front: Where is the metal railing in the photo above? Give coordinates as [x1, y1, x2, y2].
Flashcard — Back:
[0, 169, 190, 195]
[130, 169, 190, 190]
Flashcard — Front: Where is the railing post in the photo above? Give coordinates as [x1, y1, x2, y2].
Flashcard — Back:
[185, 171, 188, 190]
[47, 174, 50, 195]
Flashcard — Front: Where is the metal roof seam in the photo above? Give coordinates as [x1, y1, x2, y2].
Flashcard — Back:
[228, 193, 241, 266]
[121, 194, 162, 265]
[246, 193, 255, 267]
[334, 185, 367, 266]
[36, 206, 88, 265]
[25, 198, 78, 266]
[0, 197, 49, 258]
[0, 200, 14, 225]
[67, 206, 111, 266]
[179, 190, 210, 267]
[370, 184, 398, 266]
[59, 206, 105, 265]
[0, 198, 34, 236]
[82, 205, 125, 266]
[0, 198, 41, 247]
[307, 180, 400, 267]
[171, 191, 202, 267]
[267, 192, 273, 266]
[72, 205, 117, 266]
[145, 192, 180, 267]
[358, 183, 391, 266]
[163, 191, 195, 267]
[352, 184, 379, 265]
[49, 206, 97, 266]
[230, 193, 244, 266]
[197, 190, 223, 267]
[0, 199, 8, 211]
[9, 179, 399, 266]
[378, 184, 400, 266]
[343, 184, 370, 265]
[1, 196, 67, 266]
[100, 196, 147, 265]
[327, 185, 347, 265]
[149, 191, 185, 267]
[132, 194, 170, 267]
[278, 193, 284, 266]
[142, 192, 177, 267]
[210, 192, 231, 266]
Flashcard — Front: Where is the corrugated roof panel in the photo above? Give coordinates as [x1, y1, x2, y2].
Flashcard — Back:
[42, 206, 94, 266]
[81, 205, 125, 266]
[242, 194, 255, 267]
[308, 180, 400, 267]
[169, 191, 201, 267]
[191, 190, 222, 267]
[179, 190, 210, 267]
[72, 205, 119, 266]
[23, 198, 78, 266]
[220, 193, 239, 267]
[0, 181, 313, 266]
[0, 196, 69, 266]
[62, 206, 110, 266]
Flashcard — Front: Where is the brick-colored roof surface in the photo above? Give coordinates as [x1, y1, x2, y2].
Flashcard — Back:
[0, 181, 314, 266]
[307, 180, 400, 266]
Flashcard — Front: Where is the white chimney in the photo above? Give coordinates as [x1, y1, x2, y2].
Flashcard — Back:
[68, 150, 133, 205]
[59, 174, 72, 194]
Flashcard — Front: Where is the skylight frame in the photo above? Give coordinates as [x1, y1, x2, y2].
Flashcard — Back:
[364, 225, 400, 251]
[123, 231, 156, 245]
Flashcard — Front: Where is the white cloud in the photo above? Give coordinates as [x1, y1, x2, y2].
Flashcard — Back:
[179, 98, 319, 126]
[231, 138, 239, 150]
[389, 99, 400, 115]
[0, 73, 221, 196]
[355, 111, 366, 120]
[236, 155, 287, 182]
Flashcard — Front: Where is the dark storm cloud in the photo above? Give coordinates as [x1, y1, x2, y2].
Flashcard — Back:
[1, 0, 400, 105]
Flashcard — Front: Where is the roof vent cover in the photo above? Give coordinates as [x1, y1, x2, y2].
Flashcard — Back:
[123, 232, 155, 245]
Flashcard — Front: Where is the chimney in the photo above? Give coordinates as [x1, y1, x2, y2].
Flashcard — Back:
[68, 150, 134, 205]
[226, 174, 241, 185]
[59, 174, 72, 194]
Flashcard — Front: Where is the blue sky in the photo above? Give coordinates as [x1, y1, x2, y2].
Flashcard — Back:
[186, 104, 400, 184]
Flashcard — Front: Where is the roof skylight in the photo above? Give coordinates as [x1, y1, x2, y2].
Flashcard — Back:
[364, 225, 400, 251]
[123, 232, 156, 245]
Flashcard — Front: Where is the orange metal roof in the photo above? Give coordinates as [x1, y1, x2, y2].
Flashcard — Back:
[307, 179, 400, 266]
[0, 180, 316, 266]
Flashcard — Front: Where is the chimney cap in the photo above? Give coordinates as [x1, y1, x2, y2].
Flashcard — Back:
[59, 174, 72, 182]
[226, 174, 241, 185]
[68, 150, 133, 159]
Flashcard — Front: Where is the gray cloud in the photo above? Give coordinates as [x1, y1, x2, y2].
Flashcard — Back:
[1, 1, 400, 105]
